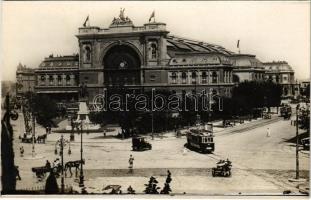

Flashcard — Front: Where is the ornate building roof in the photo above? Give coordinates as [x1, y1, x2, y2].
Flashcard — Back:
[16, 63, 35, 73]
[263, 61, 294, 73]
[230, 54, 264, 70]
[166, 35, 233, 56]
[38, 54, 79, 69]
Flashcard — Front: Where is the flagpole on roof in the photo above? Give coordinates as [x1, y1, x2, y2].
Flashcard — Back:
[83, 15, 89, 27]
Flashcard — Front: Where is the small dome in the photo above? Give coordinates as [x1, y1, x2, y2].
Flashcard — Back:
[231, 54, 263, 68]
[263, 61, 294, 72]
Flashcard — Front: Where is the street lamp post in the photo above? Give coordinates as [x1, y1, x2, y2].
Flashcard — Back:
[79, 122, 84, 188]
[296, 104, 300, 179]
[55, 134, 71, 193]
[31, 113, 36, 157]
[70, 118, 75, 141]
[151, 111, 154, 140]
[30, 92, 36, 157]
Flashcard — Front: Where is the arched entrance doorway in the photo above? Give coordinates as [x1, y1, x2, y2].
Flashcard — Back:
[103, 45, 141, 88]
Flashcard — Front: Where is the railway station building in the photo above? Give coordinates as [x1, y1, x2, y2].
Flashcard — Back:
[16, 11, 300, 106]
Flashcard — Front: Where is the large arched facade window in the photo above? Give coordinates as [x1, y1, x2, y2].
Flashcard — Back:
[57, 75, 62, 85]
[233, 74, 240, 83]
[103, 44, 141, 86]
[201, 72, 207, 84]
[66, 75, 71, 86]
[171, 72, 177, 84]
[49, 75, 54, 85]
[212, 71, 218, 83]
[181, 72, 187, 84]
[191, 71, 197, 84]
[40, 75, 46, 85]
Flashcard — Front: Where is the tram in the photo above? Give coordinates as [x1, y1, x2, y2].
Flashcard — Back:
[186, 117, 215, 153]
[280, 104, 292, 120]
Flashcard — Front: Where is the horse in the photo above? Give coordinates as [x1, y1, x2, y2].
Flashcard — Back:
[64, 159, 85, 177]
[37, 134, 47, 143]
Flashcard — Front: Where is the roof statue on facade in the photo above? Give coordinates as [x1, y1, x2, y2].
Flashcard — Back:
[110, 8, 133, 27]
[119, 8, 125, 21]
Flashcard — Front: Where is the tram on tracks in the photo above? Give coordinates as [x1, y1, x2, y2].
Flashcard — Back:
[186, 115, 215, 153]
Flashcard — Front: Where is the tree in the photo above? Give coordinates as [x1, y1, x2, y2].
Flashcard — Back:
[231, 81, 282, 115]
[160, 170, 172, 194]
[25, 93, 58, 127]
[300, 84, 310, 99]
[298, 106, 310, 132]
[263, 81, 282, 111]
[144, 176, 160, 194]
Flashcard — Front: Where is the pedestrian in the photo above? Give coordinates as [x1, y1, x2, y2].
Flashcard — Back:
[182, 147, 187, 155]
[46, 126, 49, 134]
[103, 130, 106, 137]
[45, 170, 59, 194]
[20, 146, 24, 157]
[128, 154, 134, 174]
[46, 160, 51, 169]
[53, 158, 60, 168]
[266, 127, 271, 137]
[14, 166, 21, 180]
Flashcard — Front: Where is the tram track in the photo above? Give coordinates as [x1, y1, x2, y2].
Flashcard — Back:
[216, 117, 283, 137]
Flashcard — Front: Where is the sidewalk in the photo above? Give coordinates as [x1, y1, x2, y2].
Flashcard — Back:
[72, 168, 302, 195]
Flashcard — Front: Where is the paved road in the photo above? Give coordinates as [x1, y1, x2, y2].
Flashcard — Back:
[11, 111, 309, 195]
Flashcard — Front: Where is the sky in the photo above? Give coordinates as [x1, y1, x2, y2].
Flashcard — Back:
[1, 1, 310, 81]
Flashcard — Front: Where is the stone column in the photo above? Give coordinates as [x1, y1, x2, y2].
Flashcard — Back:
[188, 71, 191, 84]
[207, 70, 210, 84]
[217, 71, 220, 83]
[224, 71, 227, 83]
[230, 71, 232, 83]
[197, 71, 201, 84]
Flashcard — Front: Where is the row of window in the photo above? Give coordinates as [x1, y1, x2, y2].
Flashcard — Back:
[39, 75, 76, 86]
[265, 74, 292, 83]
[106, 76, 139, 85]
[252, 73, 264, 80]
[169, 71, 232, 84]
[41, 62, 78, 67]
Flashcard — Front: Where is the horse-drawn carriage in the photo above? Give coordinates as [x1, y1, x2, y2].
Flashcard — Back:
[36, 134, 47, 143]
[212, 159, 232, 177]
[32, 159, 84, 180]
[132, 136, 152, 151]
[20, 133, 34, 143]
[20, 133, 47, 143]
[31, 165, 62, 179]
